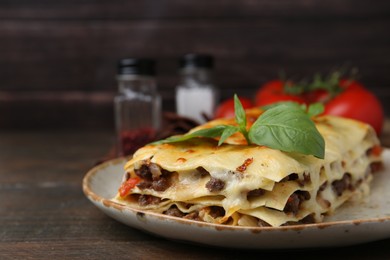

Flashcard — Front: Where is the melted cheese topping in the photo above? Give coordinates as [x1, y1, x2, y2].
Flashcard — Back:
[114, 111, 382, 227]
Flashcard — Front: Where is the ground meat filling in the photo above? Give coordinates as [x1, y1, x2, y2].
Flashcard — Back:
[164, 205, 185, 218]
[206, 177, 225, 192]
[298, 214, 316, 224]
[183, 211, 202, 221]
[196, 166, 209, 177]
[208, 206, 225, 219]
[370, 161, 383, 173]
[258, 219, 271, 227]
[138, 194, 162, 206]
[152, 177, 171, 192]
[299, 173, 311, 186]
[281, 173, 299, 182]
[316, 181, 331, 209]
[318, 181, 328, 192]
[284, 191, 311, 215]
[247, 188, 266, 200]
[164, 205, 225, 222]
[282, 214, 316, 226]
[135, 163, 173, 192]
[281, 173, 311, 187]
[332, 173, 352, 196]
[134, 164, 150, 179]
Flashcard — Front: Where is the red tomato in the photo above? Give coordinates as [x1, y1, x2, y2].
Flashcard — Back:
[338, 78, 365, 91]
[119, 177, 141, 197]
[255, 80, 306, 106]
[303, 89, 330, 103]
[215, 97, 254, 118]
[303, 79, 365, 104]
[323, 82, 384, 135]
[255, 78, 384, 135]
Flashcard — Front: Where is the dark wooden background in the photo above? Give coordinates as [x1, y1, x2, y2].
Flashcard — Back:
[0, 0, 389, 129]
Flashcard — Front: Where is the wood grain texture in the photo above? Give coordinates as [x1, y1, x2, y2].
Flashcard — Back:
[0, 16, 389, 90]
[0, 0, 389, 128]
[1, 0, 389, 19]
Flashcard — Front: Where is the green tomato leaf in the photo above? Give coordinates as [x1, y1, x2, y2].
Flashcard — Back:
[218, 125, 240, 146]
[248, 104, 325, 158]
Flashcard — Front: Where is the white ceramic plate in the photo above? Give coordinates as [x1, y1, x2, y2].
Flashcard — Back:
[83, 149, 390, 249]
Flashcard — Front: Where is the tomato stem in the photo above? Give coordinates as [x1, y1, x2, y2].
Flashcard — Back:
[281, 70, 353, 101]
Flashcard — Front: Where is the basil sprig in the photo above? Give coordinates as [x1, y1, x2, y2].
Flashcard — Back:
[248, 102, 325, 159]
[153, 95, 325, 159]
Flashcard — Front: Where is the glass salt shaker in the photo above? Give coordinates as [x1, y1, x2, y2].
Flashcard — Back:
[114, 58, 161, 156]
[175, 54, 218, 123]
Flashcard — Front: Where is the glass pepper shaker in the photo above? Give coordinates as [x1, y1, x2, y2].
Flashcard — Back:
[114, 58, 161, 156]
[175, 54, 218, 123]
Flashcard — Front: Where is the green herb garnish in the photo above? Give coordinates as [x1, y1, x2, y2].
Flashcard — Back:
[154, 95, 325, 159]
[248, 102, 325, 159]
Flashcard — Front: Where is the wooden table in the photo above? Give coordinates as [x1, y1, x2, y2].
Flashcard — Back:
[1, 128, 390, 259]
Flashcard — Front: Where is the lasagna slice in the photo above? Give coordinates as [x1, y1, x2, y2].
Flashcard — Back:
[113, 110, 383, 227]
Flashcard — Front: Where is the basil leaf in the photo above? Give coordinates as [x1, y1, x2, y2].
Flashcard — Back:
[189, 125, 229, 138]
[233, 94, 252, 144]
[234, 94, 247, 130]
[218, 125, 239, 146]
[307, 103, 324, 117]
[152, 125, 228, 144]
[263, 101, 324, 118]
[248, 104, 325, 158]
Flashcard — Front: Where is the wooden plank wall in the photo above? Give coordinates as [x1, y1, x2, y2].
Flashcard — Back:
[0, 0, 389, 129]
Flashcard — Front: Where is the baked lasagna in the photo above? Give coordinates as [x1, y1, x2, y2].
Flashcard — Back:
[113, 109, 383, 227]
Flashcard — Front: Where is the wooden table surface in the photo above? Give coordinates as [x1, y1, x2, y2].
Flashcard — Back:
[1, 125, 390, 259]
